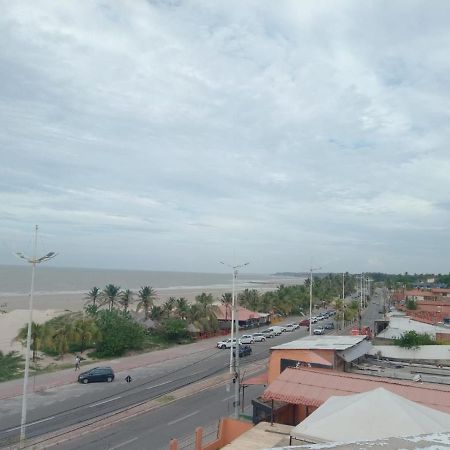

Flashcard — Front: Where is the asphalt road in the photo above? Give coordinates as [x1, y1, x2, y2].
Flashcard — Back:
[57, 382, 265, 450]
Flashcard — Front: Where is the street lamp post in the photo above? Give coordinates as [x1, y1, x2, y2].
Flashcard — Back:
[16, 225, 57, 447]
[220, 261, 249, 419]
[309, 266, 321, 336]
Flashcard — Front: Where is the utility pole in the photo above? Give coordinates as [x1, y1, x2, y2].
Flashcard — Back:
[309, 266, 321, 335]
[16, 226, 57, 447]
[359, 273, 363, 331]
[342, 272, 345, 330]
[220, 261, 249, 419]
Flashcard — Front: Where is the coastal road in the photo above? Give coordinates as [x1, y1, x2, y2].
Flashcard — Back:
[56, 382, 265, 450]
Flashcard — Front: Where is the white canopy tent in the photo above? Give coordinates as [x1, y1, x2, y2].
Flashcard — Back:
[290, 387, 450, 443]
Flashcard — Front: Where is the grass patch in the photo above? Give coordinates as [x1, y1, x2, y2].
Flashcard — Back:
[156, 394, 175, 404]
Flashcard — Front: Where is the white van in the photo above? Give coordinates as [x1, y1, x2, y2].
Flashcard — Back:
[268, 326, 283, 336]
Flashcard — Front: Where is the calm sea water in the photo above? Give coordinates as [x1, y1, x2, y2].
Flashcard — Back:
[0, 265, 299, 296]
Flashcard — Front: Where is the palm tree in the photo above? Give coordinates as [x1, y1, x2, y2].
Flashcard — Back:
[119, 289, 134, 313]
[175, 297, 189, 320]
[16, 322, 51, 362]
[238, 289, 260, 311]
[73, 318, 99, 353]
[194, 293, 218, 333]
[52, 321, 76, 358]
[101, 284, 121, 311]
[162, 297, 176, 318]
[221, 293, 232, 321]
[137, 286, 158, 320]
[150, 305, 163, 321]
[84, 287, 101, 306]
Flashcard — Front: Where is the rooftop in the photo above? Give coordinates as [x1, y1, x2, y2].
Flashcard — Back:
[270, 335, 367, 351]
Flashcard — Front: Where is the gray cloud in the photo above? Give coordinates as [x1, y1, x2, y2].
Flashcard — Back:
[1, 0, 450, 274]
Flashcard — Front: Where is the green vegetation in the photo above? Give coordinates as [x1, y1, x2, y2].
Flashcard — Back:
[394, 331, 436, 349]
[94, 309, 146, 357]
[406, 298, 417, 310]
[0, 351, 24, 381]
[369, 272, 450, 289]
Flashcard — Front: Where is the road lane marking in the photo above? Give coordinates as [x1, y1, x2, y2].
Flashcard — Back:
[167, 410, 199, 425]
[5, 416, 55, 433]
[88, 396, 121, 407]
[222, 395, 234, 402]
[146, 380, 173, 389]
[109, 436, 138, 449]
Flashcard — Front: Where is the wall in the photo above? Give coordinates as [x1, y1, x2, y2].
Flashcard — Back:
[268, 349, 335, 383]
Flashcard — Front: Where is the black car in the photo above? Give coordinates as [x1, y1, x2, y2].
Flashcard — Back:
[78, 366, 115, 384]
[324, 322, 334, 330]
[233, 345, 252, 358]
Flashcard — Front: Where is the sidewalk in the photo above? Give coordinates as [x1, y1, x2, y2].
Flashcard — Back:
[0, 336, 220, 401]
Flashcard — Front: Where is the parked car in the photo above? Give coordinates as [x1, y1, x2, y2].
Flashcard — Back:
[313, 327, 325, 335]
[240, 334, 254, 344]
[261, 329, 275, 338]
[317, 314, 325, 321]
[233, 344, 252, 357]
[285, 324, 296, 332]
[217, 338, 237, 349]
[310, 317, 318, 324]
[268, 326, 283, 335]
[78, 367, 115, 384]
[252, 333, 266, 342]
[325, 322, 335, 330]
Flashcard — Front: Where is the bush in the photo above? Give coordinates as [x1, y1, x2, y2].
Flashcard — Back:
[395, 331, 435, 349]
[161, 318, 189, 342]
[0, 351, 24, 381]
[94, 310, 146, 357]
[406, 299, 417, 310]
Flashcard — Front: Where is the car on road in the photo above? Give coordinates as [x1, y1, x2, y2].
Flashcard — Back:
[325, 322, 335, 330]
[240, 334, 254, 344]
[252, 333, 266, 342]
[316, 314, 325, 321]
[268, 326, 283, 335]
[233, 344, 252, 357]
[313, 327, 325, 335]
[261, 329, 275, 338]
[78, 367, 115, 384]
[285, 324, 296, 332]
[299, 319, 310, 326]
[310, 317, 318, 323]
[217, 338, 238, 349]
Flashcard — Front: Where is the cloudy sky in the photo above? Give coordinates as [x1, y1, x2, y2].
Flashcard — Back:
[1, 1, 450, 274]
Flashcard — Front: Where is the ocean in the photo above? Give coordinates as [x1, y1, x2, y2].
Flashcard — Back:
[0, 265, 301, 297]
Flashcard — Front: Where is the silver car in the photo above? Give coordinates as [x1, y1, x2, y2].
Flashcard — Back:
[252, 333, 266, 342]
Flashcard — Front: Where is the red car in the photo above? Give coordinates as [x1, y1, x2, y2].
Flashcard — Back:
[299, 319, 310, 326]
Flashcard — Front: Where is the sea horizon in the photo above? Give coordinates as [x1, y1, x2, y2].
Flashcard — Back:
[0, 264, 303, 297]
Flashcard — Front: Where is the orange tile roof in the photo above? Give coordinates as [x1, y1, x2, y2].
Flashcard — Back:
[215, 305, 261, 321]
[261, 367, 450, 414]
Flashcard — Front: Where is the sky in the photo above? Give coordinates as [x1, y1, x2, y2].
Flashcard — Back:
[1, 0, 450, 274]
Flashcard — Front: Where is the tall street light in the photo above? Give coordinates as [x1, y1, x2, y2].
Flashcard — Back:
[16, 225, 57, 447]
[220, 260, 249, 419]
[309, 266, 321, 336]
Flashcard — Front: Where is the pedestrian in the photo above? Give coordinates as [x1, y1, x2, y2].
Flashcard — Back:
[75, 355, 81, 371]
